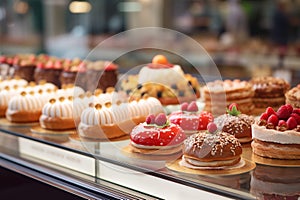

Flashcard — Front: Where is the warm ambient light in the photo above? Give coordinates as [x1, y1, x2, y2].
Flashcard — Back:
[69, 1, 91, 14]
[14, 1, 29, 14]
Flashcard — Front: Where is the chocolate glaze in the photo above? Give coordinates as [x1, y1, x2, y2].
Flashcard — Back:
[34, 68, 62, 88]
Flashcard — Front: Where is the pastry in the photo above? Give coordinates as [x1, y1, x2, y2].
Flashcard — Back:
[251, 104, 300, 159]
[214, 103, 254, 143]
[250, 76, 290, 114]
[203, 79, 254, 116]
[182, 122, 243, 167]
[285, 84, 300, 108]
[169, 101, 213, 134]
[129, 113, 186, 155]
[0, 78, 28, 90]
[120, 55, 200, 105]
[12, 55, 36, 82]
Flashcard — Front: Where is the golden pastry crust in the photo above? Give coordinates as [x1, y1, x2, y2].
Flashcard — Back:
[6, 110, 41, 122]
[0, 106, 7, 117]
[39, 115, 76, 130]
[285, 84, 300, 108]
[128, 143, 182, 156]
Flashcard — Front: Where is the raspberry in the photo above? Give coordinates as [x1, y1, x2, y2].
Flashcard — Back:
[155, 113, 167, 126]
[266, 107, 276, 117]
[259, 112, 269, 121]
[187, 101, 198, 112]
[276, 105, 290, 119]
[292, 108, 300, 115]
[291, 113, 300, 125]
[286, 104, 293, 115]
[278, 120, 287, 128]
[207, 122, 217, 133]
[287, 117, 297, 130]
[181, 102, 189, 111]
[145, 114, 155, 124]
[267, 114, 279, 126]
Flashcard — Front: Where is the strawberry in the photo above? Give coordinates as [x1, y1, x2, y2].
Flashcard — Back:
[187, 101, 198, 112]
[181, 102, 189, 111]
[267, 114, 279, 126]
[266, 107, 277, 117]
[291, 113, 300, 124]
[198, 111, 214, 130]
[278, 120, 287, 128]
[276, 105, 290, 119]
[285, 104, 293, 115]
[155, 113, 167, 126]
[145, 114, 155, 124]
[229, 103, 238, 111]
[292, 108, 300, 115]
[287, 117, 297, 130]
[207, 122, 217, 133]
[260, 112, 269, 121]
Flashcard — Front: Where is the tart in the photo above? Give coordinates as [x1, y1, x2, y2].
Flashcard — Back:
[285, 84, 300, 108]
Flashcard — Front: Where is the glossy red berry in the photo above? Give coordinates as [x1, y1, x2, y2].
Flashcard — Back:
[181, 102, 189, 111]
[207, 122, 217, 133]
[285, 104, 293, 115]
[267, 114, 279, 126]
[290, 113, 300, 125]
[260, 112, 269, 121]
[187, 101, 198, 112]
[145, 114, 155, 124]
[278, 120, 287, 128]
[266, 107, 277, 117]
[287, 117, 297, 130]
[155, 113, 167, 126]
[277, 105, 289, 119]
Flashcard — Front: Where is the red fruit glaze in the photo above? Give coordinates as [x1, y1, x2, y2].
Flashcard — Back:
[260, 112, 269, 121]
[277, 105, 290, 119]
[130, 123, 186, 146]
[267, 114, 279, 126]
[207, 122, 217, 133]
[145, 114, 155, 124]
[287, 117, 297, 130]
[155, 113, 167, 126]
[290, 113, 300, 125]
[181, 102, 189, 111]
[266, 107, 277, 117]
[169, 111, 213, 131]
[187, 101, 198, 112]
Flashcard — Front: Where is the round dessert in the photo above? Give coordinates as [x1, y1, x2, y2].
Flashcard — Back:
[12, 55, 36, 82]
[34, 60, 63, 88]
[0, 87, 21, 117]
[121, 55, 200, 105]
[251, 104, 300, 159]
[203, 79, 254, 116]
[285, 84, 300, 108]
[214, 103, 254, 143]
[130, 113, 186, 155]
[250, 165, 300, 200]
[40, 96, 85, 130]
[250, 76, 290, 115]
[182, 122, 243, 167]
[169, 101, 213, 134]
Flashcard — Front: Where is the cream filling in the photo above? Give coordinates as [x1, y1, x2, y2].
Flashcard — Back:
[130, 141, 181, 150]
[252, 124, 300, 144]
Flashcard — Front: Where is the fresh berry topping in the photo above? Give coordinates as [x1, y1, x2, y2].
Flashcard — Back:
[287, 117, 297, 130]
[276, 105, 290, 119]
[145, 114, 155, 124]
[227, 103, 241, 116]
[286, 104, 293, 115]
[278, 120, 287, 128]
[260, 112, 269, 121]
[198, 111, 214, 130]
[152, 55, 168, 65]
[292, 108, 300, 115]
[267, 114, 279, 126]
[187, 101, 198, 112]
[266, 107, 277, 117]
[181, 102, 189, 111]
[36, 62, 45, 69]
[291, 113, 300, 124]
[155, 113, 167, 126]
[207, 122, 218, 133]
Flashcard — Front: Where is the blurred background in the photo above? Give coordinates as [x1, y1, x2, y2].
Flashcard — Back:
[0, 0, 300, 84]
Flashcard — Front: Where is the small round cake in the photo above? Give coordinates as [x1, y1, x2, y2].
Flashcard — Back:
[12, 55, 36, 82]
[250, 76, 290, 114]
[60, 60, 87, 90]
[203, 79, 254, 115]
[214, 103, 254, 143]
[182, 122, 242, 167]
[130, 113, 186, 155]
[285, 84, 300, 108]
[169, 101, 213, 134]
[252, 104, 300, 159]
[34, 60, 63, 88]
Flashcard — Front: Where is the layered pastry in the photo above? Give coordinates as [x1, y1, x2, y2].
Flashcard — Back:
[181, 122, 243, 168]
[285, 84, 300, 108]
[252, 104, 300, 159]
[250, 76, 290, 114]
[12, 55, 36, 82]
[120, 55, 200, 105]
[203, 79, 254, 116]
[40, 96, 85, 130]
[214, 103, 254, 143]
[130, 113, 186, 155]
[169, 101, 213, 134]
[85, 61, 118, 92]
[251, 165, 300, 200]
[6, 91, 49, 122]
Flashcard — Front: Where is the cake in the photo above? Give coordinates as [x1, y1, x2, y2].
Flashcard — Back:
[120, 55, 200, 105]
[203, 79, 254, 116]
[129, 113, 186, 155]
[169, 101, 214, 134]
[285, 84, 300, 108]
[181, 122, 243, 168]
[0, 55, 10, 78]
[214, 103, 254, 143]
[40, 96, 85, 130]
[250, 76, 290, 114]
[0, 78, 28, 90]
[12, 55, 36, 82]
[250, 165, 300, 200]
[251, 104, 300, 159]
[0, 87, 21, 117]
[34, 60, 63, 88]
